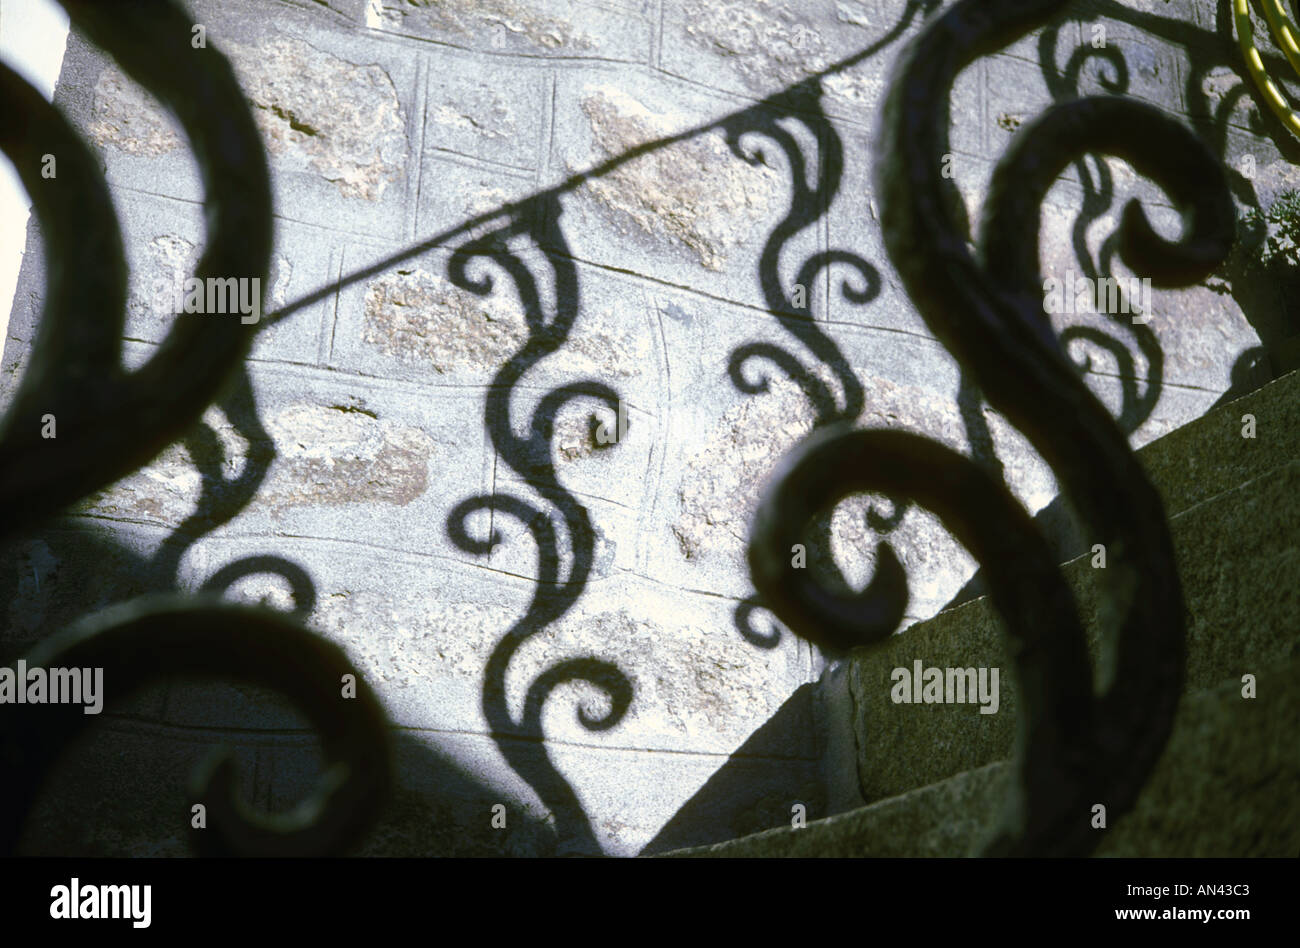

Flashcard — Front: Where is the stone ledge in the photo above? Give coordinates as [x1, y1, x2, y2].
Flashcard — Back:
[846, 457, 1299, 803]
[666, 653, 1300, 857]
[1136, 368, 1299, 520]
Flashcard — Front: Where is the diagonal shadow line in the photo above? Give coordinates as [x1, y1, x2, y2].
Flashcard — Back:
[260, 0, 939, 331]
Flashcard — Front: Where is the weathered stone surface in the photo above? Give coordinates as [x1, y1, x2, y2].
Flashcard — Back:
[678, 0, 838, 94]
[997, 3, 1081, 66]
[365, 0, 652, 62]
[0, 341, 29, 416]
[1094, 663, 1300, 857]
[79, 189, 335, 365]
[52, 4, 416, 240]
[1136, 369, 1300, 517]
[278, 0, 370, 21]
[414, 159, 537, 237]
[334, 242, 661, 400]
[62, 352, 493, 565]
[670, 373, 1058, 620]
[124, 234, 292, 337]
[360, 266, 647, 379]
[470, 480, 632, 596]
[1074, 15, 1186, 112]
[635, 294, 1064, 623]
[89, 63, 181, 157]
[261, 404, 434, 506]
[87, 37, 407, 202]
[1198, 64, 1270, 134]
[161, 553, 519, 734]
[506, 587, 814, 754]
[824, 125, 963, 338]
[424, 64, 548, 170]
[1241, 156, 1300, 212]
[77, 402, 435, 526]
[226, 36, 407, 202]
[985, 52, 1057, 162]
[362, 267, 530, 371]
[165, 537, 812, 759]
[657, 0, 916, 122]
[574, 84, 781, 272]
[669, 655, 1300, 856]
[1037, 199, 1263, 395]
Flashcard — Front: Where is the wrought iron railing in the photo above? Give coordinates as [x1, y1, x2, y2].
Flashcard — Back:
[0, 0, 388, 856]
[1, 0, 1236, 856]
[753, 0, 1234, 855]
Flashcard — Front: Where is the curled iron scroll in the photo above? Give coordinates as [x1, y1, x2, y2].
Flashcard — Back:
[0, 598, 390, 857]
[0, 0, 273, 534]
[0, 0, 391, 854]
[750, 0, 1235, 855]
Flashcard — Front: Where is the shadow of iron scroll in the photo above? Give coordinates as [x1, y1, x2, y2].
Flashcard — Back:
[0, 0, 392, 855]
[445, 196, 635, 855]
[751, 0, 1234, 856]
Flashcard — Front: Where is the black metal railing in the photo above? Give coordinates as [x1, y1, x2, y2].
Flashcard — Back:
[0, 0, 388, 856]
[752, 0, 1234, 855]
[0, 0, 1236, 856]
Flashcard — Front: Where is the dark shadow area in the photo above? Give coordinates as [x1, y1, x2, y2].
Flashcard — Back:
[639, 684, 825, 855]
[440, 197, 631, 855]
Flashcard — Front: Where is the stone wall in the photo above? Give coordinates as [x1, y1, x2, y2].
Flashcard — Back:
[2, 0, 1294, 855]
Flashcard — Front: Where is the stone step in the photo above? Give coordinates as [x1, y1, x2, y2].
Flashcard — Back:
[665, 654, 1300, 857]
[1135, 368, 1298, 521]
[836, 370, 1299, 806]
[844, 455, 1299, 805]
[1000, 367, 1300, 591]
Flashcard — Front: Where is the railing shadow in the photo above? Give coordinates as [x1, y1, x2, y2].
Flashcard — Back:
[2, 0, 1271, 854]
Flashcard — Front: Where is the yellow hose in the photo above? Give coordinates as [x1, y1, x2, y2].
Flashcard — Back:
[1261, 0, 1300, 75]
[1235, 0, 1300, 138]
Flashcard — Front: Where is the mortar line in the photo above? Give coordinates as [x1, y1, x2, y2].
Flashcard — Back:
[652, 0, 665, 71]
[325, 250, 343, 364]
[408, 53, 429, 244]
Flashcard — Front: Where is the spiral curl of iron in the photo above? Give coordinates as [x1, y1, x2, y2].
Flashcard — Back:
[749, 0, 1234, 856]
[0, 0, 390, 854]
[0, 598, 390, 856]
